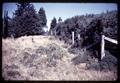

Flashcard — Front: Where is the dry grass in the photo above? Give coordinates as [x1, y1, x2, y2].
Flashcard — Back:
[2, 35, 117, 80]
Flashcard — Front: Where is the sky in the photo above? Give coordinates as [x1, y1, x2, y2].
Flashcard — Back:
[3, 3, 117, 30]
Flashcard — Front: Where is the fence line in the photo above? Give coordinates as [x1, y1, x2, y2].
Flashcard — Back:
[101, 35, 118, 59]
[78, 34, 80, 40]
[86, 41, 99, 50]
[11, 34, 14, 39]
[71, 31, 117, 60]
[72, 31, 74, 45]
[104, 36, 118, 44]
[50, 30, 53, 35]
[101, 35, 105, 59]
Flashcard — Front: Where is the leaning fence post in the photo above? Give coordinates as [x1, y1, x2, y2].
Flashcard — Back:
[72, 31, 74, 45]
[101, 35, 105, 59]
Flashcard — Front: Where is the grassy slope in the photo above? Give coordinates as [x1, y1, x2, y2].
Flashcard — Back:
[2, 35, 117, 80]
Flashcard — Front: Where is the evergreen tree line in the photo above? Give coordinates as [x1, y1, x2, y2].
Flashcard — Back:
[3, 3, 47, 38]
[49, 10, 117, 58]
[50, 10, 117, 46]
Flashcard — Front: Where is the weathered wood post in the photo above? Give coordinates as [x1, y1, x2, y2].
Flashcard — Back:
[72, 31, 74, 45]
[101, 35, 118, 60]
[32, 38, 34, 43]
[51, 30, 53, 35]
[10, 34, 15, 41]
[11, 34, 14, 39]
[101, 35, 105, 59]
[78, 34, 80, 40]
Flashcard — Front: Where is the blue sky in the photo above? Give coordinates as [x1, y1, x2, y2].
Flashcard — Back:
[3, 3, 117, 29]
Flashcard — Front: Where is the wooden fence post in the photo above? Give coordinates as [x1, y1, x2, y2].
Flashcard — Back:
[78, 34, 80, 40]
[54, 30, 56, 36]
[101, 35, 118, 60]
[101, 35, 105, 59]
[11, 35, 14, 39]
[51, 30, 53, 35]
[72, 31, 74, 45]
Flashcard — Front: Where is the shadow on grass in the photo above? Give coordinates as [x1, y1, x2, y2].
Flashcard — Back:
[71, 50, 117, 72]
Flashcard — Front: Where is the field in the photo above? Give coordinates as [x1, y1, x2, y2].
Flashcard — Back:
[2, 35, 117, 80]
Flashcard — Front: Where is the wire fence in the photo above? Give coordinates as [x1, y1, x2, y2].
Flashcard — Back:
[71, 31, 118, 60]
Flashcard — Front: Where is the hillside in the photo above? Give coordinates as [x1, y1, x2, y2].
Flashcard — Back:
[2, 35, 117, 80]
[51, 10, 117, 59]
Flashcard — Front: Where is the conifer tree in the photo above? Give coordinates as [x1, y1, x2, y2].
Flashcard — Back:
[58, 17, 62, 23]
[13, 3, 44, 37]
[50, 17, 57, 30]
[3, 11, 8, 38]
[38, 7, 47, 27]
[50, 17, 57, 35]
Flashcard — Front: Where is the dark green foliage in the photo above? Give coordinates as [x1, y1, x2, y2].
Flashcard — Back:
[2, 18, 4, 37]
[83, 18, 103, 47]
[50, 17, 57, 29]
[87, 51, 117, 71]
[51, 17, 57, 30]
[49, 17, 57, 35]
[2, 3, 47, 38]
[53, 10, 117, 46]
[52, 10, 117, 60]
[58, 17, 62, 23]
[3, 11, 13, 38]
[3, 11, 9, 38]
[13, 3, 42, 37]
[38, 7, 47, 27]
